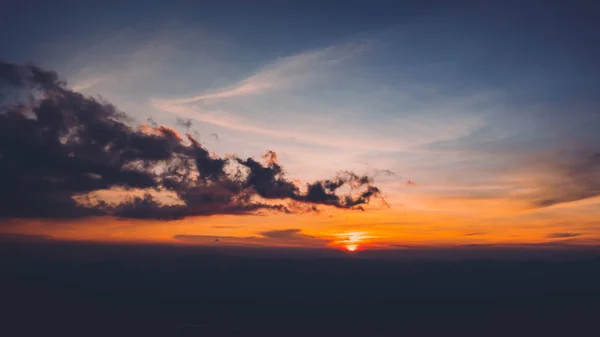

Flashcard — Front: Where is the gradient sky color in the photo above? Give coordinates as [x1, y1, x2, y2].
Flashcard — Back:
[1, 0, 599, 250]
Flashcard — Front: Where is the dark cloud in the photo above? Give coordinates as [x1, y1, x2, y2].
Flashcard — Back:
[0, 61, 385, 221]
[234, 156, 383, 210]
[0, 233, 53, 242]
[464, 232, 486, 236]
[373, 169, 396, 177]
[259, 228, 305, 239]
[546, 232, 581, 239]
[173, 234, 251, 245]
[175, 117, 193, 131]
[174, 228, 328, 247]
[257, 228, 328, 247]
[532, 152, 600, 208]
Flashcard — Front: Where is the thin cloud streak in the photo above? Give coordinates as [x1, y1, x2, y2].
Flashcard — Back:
[148, 41, 427, 152]
[71, 76, 105, 92]
[166, 42, 367, 104]
[151, 99, 406, 151]
[152, 94, 486, 153]
[174, 228, 330, 247]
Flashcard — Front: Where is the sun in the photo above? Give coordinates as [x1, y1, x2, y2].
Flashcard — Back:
[346, 244, 358, 252]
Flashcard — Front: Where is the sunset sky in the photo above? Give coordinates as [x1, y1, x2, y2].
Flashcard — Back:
[1, 0, 599, 251]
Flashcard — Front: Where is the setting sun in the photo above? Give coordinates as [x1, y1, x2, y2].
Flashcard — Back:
[346, 244, 358, 252]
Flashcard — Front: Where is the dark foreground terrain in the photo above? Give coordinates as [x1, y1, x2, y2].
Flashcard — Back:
[1, 241, 599, 337]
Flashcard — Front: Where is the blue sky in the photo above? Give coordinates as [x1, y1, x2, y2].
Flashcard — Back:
[2, 0, 600, 245]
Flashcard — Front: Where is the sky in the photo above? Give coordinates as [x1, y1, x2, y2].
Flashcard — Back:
[1, 0, 599, 252]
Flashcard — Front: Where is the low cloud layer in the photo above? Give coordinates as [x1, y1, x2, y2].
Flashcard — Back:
[546, 232, 581, 239]
[0, 61, 385, 221]
[174, 228, 329, 247]
[0, 233, 53, 242]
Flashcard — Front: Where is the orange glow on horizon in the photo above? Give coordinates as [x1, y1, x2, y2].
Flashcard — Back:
[3, 198, 600, 249]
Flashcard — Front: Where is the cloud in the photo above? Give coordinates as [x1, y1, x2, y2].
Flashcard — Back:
[71, 76, 104, 92]
[546, 232, 581, 239]
[531, 152, 600, 208]
[257, 228, 327, 246]
[165, 43, 365, 104]
[0, 233, 53, 242]
[259, 228, 305, 239]
[151, 92, 402, 151]
[0, 61, 385, 221]
[174, 228, 329, 247]
[258, 228, 328, 246]
[148, 42, 405, 151]
[464, 232, 486, 236]
[174, 234, 251, 245]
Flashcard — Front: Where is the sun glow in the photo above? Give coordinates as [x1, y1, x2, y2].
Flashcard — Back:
[335, 231, 374, 252]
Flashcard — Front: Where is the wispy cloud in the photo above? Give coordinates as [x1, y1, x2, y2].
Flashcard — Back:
[150, 99, 405, 151]
[148, 42, 419, 151]
[151, 83, 486, 153]
[71, 75, 105, 92]
[165, 42, 366, 103]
